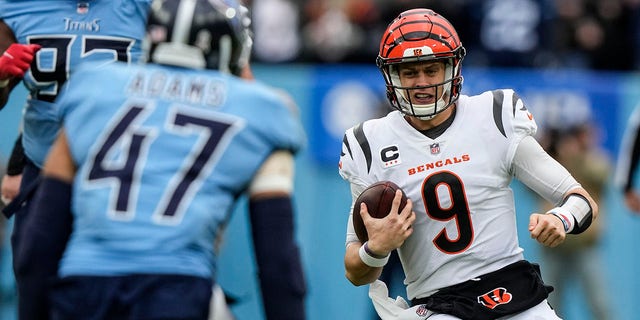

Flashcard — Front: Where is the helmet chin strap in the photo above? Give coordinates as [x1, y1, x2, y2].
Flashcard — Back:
[414, 97, 448, 120]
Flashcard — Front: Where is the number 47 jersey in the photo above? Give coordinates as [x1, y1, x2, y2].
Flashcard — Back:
[56, 62, 306, 279]
[339, 89, 537, 300]
[0, 0, 151, 167]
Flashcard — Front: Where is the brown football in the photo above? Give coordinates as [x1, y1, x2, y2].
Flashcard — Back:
[352, 181, 408, 242]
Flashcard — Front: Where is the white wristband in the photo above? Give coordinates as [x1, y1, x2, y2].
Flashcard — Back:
[358, 242, 389, 268]
[0, 79, 9, 88]
[561, 194, 591, 226]
[547, 206, 574, 233]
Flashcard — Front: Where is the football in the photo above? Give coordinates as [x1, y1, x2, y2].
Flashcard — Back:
[352, 181, 408, 242]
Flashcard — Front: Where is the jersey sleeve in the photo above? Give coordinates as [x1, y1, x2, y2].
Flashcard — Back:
[493, 89, 538, 169]
[254, 86, 307, 155]
[498, 89, 537, 139]
[339, 123, 373, 245]
[338, 123, 371, 191]
[274, 90, 307, 155]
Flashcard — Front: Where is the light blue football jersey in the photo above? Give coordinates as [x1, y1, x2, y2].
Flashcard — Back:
[0, 0, 151, 167]
[56, 61, 306, 279]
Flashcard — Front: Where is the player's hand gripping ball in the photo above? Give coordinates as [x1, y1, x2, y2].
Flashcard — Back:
[352, 181, 408, 242]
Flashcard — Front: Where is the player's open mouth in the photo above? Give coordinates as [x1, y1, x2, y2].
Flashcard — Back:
[413, 92, 434, 104]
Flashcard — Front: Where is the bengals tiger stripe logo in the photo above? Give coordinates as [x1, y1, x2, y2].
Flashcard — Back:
[477, 287, 512, 309]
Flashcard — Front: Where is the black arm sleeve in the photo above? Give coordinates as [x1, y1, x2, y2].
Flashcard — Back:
[249, 196, 307, 320]
[6, 134, 26, 176]
[14, 176, 73, 320]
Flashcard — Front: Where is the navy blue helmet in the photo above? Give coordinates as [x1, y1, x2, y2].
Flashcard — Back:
[145, 0, 252, 75]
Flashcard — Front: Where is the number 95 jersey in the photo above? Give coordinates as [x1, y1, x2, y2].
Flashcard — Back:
[0, 0, 151, 167]
[339, 89, 537, 300]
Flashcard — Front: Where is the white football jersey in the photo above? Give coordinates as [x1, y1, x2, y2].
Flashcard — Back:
[339, 89, 537, 300]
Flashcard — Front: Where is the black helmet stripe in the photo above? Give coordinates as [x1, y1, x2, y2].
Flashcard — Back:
[381, 19, 459, 58]
[382, 30, 456, 57]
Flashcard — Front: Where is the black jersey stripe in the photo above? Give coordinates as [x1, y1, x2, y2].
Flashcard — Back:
[512, 92, 520, 117]
[342, 134, 353, 159]
[353, 123, 373, 173]
[492, 90, 507, 138]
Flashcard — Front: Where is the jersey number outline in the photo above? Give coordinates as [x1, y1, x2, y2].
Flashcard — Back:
[86, 102, 238, 225]
[422, 170, 474, 254]
[28, 35, 135, 101]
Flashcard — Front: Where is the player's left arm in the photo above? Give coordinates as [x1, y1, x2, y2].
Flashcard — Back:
[513, 135, 598, 247]
[248, 150, 306, 320]
[12, 130, 75, 315]
[17, 130, 75, 271]
[502, 90, 596, 246]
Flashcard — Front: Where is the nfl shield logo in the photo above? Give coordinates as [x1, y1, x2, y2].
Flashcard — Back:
[416, 304, 429, 316]
[77, 2, 90, 14]
[430, 143, 440, 155]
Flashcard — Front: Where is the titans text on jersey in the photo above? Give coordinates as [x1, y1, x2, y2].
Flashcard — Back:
[64, 18, 100, 31]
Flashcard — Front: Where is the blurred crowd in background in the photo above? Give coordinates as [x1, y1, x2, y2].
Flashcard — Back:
[247, 0, 640, 70]
[2, 1, 640, 319]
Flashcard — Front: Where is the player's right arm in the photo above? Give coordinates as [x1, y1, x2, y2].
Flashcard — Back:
[344, 188, 413, 286]
[0, 19, 16, 108]
[339, 129, 414, 286]
[0, 19, 40, 205]
[0, 19, 40, 109]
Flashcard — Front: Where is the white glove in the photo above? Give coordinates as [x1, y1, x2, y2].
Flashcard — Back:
[368, 280, 433, 320]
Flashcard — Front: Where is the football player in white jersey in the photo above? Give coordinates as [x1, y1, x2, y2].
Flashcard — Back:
[338, 9, 598, 320]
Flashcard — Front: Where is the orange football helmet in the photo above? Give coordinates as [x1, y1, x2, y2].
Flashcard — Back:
[377, 9, 466, 119]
